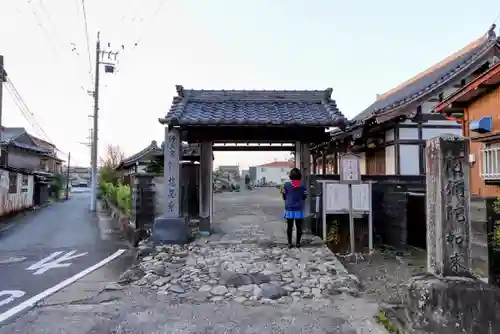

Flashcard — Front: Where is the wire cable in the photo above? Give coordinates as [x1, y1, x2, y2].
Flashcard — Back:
[80, 0, 94, 84]
[131, 0, 167, 50]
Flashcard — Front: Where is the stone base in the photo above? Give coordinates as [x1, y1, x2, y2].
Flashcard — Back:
[151, 216, 191, 245]
[406, 273, 500, 334]
[199, 216, 211, 235]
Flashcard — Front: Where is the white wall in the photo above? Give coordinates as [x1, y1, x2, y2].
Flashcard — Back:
[0, 169, 34, 216]
[399, 127, 419, 140]
[399, 144, 420, 175]
[385, 145, 396, 175]
[422, 126, 462, 140]
[359, 152, 366, 175]
[385, 129, 394, 141]
[256, 166, 290, 184]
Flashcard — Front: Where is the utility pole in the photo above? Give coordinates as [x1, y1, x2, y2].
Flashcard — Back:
[0, 55, 4, 143]
[65, 152, 71, 200]
[90, 32, 100, 212]
[89, 33, 120, 212]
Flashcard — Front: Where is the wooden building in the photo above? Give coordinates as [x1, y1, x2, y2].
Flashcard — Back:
[435, 61, 500, 198]
[315, 26, 500, 176]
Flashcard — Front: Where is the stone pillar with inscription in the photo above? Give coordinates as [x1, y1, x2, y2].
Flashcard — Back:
[425, 134, 471, 277]
[151, 126, 190, 244]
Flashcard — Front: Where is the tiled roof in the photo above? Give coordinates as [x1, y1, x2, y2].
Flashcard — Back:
[161, 86, 347, 127]
[120, 140, 159, 167]
[352, 30, 500, 123]
[258, 161, 294, 168]
[118, 140, 202, 168]
[1, 127, 26, 142]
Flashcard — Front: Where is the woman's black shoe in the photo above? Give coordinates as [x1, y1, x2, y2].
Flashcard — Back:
[288, 244, 293, 249]
[296, 243, 301, 248]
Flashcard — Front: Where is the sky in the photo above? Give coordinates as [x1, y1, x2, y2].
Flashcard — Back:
[0, 0, 499, 170]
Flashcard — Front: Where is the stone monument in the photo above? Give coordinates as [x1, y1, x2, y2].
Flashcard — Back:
[151, 127, 190, 244]
[401, 134, 500, 334]
[425, 134, 471, 277]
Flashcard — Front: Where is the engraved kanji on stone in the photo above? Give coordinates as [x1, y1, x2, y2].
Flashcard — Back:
[168, 176, 176, 186]
[445, 180, 465, 197]
[451, 158, 464, 177]
[167, 161, 173, 172]
[446, 231, 464, 245]
[450, 251, 465, 273]
[167, 133, 177, 149]
[167, 201, 175, 212]
[167, 186, 177, 199]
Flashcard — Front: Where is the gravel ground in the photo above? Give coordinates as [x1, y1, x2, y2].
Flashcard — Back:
[339, 247, 427, 305]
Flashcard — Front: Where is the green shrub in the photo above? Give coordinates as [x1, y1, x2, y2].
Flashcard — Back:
[115, 183, 131, 216]
[100, 182, 116, 201]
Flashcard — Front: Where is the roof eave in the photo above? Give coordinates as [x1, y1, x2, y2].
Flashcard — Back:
[435, 61, 500, 113]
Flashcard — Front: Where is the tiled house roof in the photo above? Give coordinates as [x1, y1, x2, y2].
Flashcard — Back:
[117, 140, 202, 169]
[352, 29, 500, 124]
[1, 127, 53, 154]
[258, 161, 294, 168]
[161, 86, 347, 127]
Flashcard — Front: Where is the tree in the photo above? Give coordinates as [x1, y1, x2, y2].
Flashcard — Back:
[99, 144, 125, 184]
[99, 144, 125, 168]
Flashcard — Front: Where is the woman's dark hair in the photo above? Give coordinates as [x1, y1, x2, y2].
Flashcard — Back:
[289, 168, 302, 180]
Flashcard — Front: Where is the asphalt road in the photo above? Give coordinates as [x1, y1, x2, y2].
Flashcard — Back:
[0, 193, 130, 324]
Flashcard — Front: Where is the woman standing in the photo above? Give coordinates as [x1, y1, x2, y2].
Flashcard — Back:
[282, 168, 307, 248]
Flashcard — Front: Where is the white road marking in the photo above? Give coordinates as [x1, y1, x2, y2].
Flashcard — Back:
[26, 250, 88, 275]
[0, 291, 25, 307]
[0, 249, 126, 324]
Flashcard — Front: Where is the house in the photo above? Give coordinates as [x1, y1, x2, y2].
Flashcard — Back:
[0, 127, 64, 213]
[254, 161, 294, 185]
[69, 166, 91, 187]
[29, 135, 63, 174]
[435, 61, 500, 198]
[0, 127, 63, 174]
[319, 26, 500, 176]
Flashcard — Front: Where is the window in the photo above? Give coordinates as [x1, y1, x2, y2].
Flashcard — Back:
[8, 172, 18, 194]
[40, 160, 48, 171]
[481, 143, 500, 180]
[21, 175, 29, 192]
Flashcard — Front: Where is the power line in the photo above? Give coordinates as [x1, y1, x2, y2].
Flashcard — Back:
[80, 0, 94, 84]
[26, 0, 61, 61]
[25, 0, 89, 96]
[4, 77, 51, 142]
[4, 80, 83, 166]
[131, 0, 167, 50]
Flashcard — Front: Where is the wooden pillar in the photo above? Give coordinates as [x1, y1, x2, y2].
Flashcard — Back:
[333, 152, 339, 174]
[312, 152, 317, 174]
[322, 150, 326, 175]
[301, 143, 311, 216]
[426, 134, 471, 277]
[199, 141, 213, 235]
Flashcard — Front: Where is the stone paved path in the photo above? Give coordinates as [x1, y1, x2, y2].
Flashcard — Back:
[120, 188, 361, 304]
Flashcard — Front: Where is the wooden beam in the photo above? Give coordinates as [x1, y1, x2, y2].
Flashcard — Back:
[182, 126, 329, 143]
[212, 145, 295, 152]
